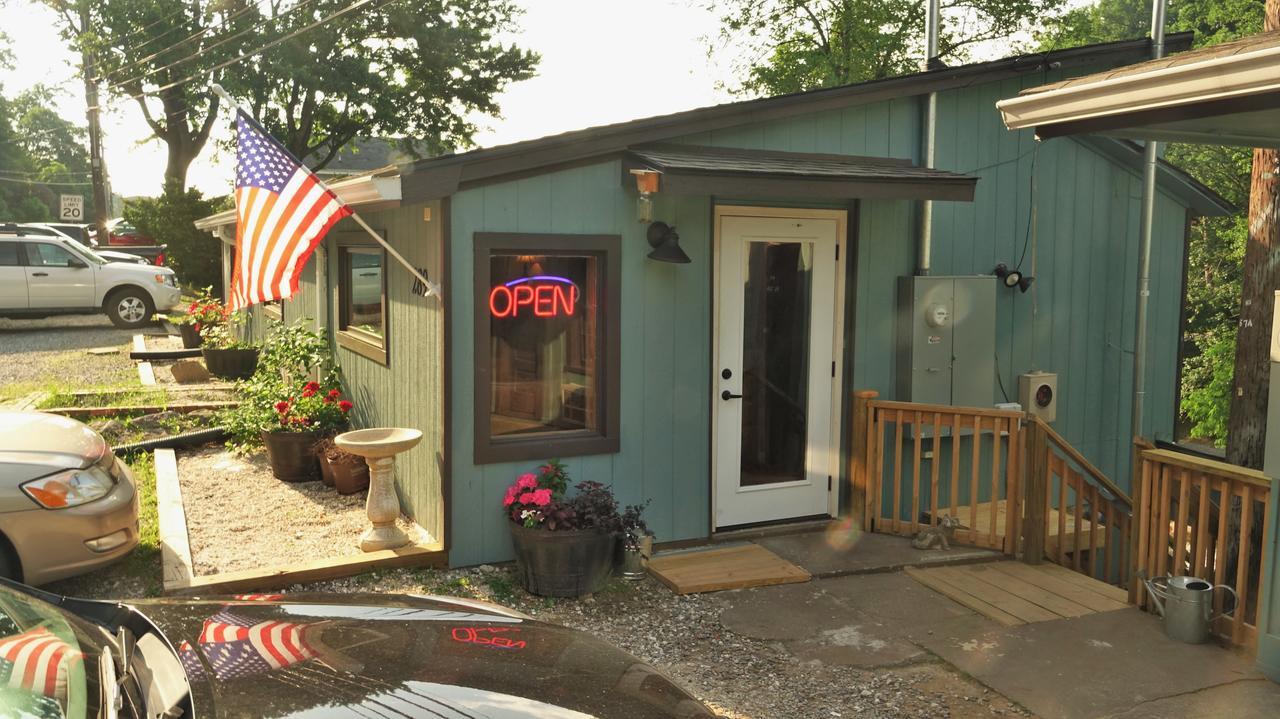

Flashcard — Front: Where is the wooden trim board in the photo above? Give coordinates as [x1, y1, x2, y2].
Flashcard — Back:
[647, 543, 811, 594]
[155, 449, 194, 589]
[166, 542, 447, 596]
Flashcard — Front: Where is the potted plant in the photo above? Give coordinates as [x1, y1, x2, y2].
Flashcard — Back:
[200, 311, 259, 379]
[503, 460, 624, 598]
[315, 433, 370, 494]
[172, 286, 223, 348]
[262, 382, 352, 482]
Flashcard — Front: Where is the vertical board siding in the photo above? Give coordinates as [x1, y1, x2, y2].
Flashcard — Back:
[240, 203, 446, 544]
[439, 67, 1193, 565]
[449, 161, 711, 566]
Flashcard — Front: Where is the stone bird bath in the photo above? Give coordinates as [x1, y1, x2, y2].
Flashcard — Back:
[334, 427, 421, 552]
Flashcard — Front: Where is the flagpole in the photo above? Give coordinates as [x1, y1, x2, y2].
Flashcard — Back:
[210, 83, 440, 300]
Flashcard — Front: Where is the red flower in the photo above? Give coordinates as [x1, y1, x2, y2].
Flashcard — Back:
[274, 401, 290, 414]
[519, 492, 535, 505]
[338, 400, 353, 413]
[193, 322, 201, 332]
[188, 301, 198, 313]
[302, 387, 316, 398]
[531, 488, 552, 506]
[516, 473, 538, 490]
[328, 389, 342, 399]
[503, 485, 519, 507]
[304, 381, 321, 392]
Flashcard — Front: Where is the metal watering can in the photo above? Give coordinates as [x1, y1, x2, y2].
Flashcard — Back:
[1142, 574, 1238, 644]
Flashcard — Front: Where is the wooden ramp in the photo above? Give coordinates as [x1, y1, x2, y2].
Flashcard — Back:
[905, 561, 1128, 627]
[932, 499, 1109, 556]
[648, 543, 811, 594]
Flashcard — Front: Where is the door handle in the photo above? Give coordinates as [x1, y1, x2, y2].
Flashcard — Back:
[30, 272, 48, 277]
[721, 390, 743, 401]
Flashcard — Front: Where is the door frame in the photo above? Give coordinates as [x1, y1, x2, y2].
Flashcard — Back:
[710, 205, 848, 528]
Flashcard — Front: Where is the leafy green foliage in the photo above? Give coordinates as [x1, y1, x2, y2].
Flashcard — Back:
[225, 0, 539, 169]
[1181, 328, 1236, 444]
[704, 0, 1066, 96]
[0, 81, 93, 220]
[220, 320, 341, 447]
[122, 188, 229, 291]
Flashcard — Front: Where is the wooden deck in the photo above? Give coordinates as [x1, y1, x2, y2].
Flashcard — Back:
[931, 499, 1109, 557]
[905, 561, 1129, 626]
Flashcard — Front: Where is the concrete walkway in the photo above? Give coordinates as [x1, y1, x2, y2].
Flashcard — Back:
[715, 530, 1279, 718]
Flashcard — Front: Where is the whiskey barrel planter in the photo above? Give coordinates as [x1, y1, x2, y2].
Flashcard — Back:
[508, 523, 615, 597]
[178, 323, 202, 349]
[202, 347, 259, 380]
[261, 429, 322, 482]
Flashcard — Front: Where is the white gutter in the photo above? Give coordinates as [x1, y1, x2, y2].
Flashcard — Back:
[193, 169, 403, 243]
[996, 42, 1280, 131]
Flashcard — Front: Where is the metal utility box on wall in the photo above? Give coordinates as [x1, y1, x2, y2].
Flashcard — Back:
[1019, 372, 1058, 423]
[896, 276, 996, 408]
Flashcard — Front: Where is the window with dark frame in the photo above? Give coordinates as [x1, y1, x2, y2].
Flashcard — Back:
[474, 233, 621, 464]
[337, 245, 388, 363]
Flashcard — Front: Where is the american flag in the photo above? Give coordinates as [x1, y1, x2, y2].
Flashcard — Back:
[228, 111, 351, 311]
[194, 610, 319, 681]
[0, 626, 82, 702]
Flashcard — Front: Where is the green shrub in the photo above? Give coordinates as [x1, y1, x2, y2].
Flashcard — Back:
[1181, 328, 1234, 446]
[123, 187, 231, 294]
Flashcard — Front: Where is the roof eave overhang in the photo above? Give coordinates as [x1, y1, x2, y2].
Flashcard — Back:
[656, 172, 976, 202]
[996, 43, 1280, 146]
[193, 170, 403, 244]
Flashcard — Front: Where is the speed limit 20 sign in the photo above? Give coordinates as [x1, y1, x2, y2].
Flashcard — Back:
[59, 194, 84, 221]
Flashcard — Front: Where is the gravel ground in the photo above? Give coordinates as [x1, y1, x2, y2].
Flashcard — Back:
[0, 315, 144, 399]
[177, 446, 428, 575]
[294, 565, 1029, 719]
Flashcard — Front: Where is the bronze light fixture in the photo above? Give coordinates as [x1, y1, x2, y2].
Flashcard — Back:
[646, 221, 691, 264]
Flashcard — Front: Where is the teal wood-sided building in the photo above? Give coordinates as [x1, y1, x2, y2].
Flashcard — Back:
[198, 34, 1230, 567]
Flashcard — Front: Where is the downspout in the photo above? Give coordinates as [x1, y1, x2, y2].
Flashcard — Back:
[918, 0, 941, 275]
[1131, 0, 1167, 440]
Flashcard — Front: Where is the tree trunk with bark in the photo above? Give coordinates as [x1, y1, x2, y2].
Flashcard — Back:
[1223, 0, 1278, 587]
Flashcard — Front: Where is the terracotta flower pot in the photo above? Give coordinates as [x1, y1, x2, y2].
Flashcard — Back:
[202, 347, 259, 380]
[508, 523, 615, 598]
[323, 454, 370, 495]
[178, 323, 202, 349]
[261, 429, 322, 482]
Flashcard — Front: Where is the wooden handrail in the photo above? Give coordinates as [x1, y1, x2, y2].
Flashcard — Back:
[1034, 416, 1132, 509]
[1140, 448, 1271, 491]
[867, 399, 1023, 421]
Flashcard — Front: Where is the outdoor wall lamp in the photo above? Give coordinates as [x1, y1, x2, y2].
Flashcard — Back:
[647, 221, 691, 264]
[630, 168, 661, 223]
[994, 263, 1034, 293]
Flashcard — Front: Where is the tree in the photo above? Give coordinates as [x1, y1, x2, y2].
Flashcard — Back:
[223, 0, 537, 170]
[704, 0, 1067, 96]
[1227, 0, 1280, 470]
[123, 189, 230, 291]
[91, 0, 259, 191]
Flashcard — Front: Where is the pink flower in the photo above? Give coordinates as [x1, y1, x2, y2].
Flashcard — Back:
[519, 492, 535, 504]
[516, 473, 538, 490]
[531, 488, 552, 506]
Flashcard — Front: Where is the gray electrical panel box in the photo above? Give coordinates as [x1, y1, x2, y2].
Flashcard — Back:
[896, 276, 997, 408]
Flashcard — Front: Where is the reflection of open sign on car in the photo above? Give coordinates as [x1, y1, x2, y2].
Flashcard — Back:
[450, 625, 527, 649]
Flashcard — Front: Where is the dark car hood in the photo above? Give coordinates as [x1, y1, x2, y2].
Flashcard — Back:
[130, 593, 713, 719]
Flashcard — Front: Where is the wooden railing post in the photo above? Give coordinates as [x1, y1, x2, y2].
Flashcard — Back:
[1129, 437, 1155, 604]
[850, 390, 878, 528]
[1022, 415, 1049, 565]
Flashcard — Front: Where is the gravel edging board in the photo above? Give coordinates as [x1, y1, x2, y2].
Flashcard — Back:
[133, 335, 156, 386]
[166, 446, 445, 595]
[155, 449, 194, 590]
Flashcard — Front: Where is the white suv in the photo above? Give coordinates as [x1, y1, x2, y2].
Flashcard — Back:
[0, 226, 181, 328]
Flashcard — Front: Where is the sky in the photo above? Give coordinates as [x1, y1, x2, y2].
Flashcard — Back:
[0, 0, 1061, 201]
[1, 0, 740, 199]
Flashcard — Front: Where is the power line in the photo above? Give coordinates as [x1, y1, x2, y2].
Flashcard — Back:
[96, 0, 283, 85]
[0, 175, 94, 186]
[104, 0, 330, 94]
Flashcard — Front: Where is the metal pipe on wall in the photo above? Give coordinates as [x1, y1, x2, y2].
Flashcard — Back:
[918, 0, 941, 276]
[1131, 0, 1167, 439]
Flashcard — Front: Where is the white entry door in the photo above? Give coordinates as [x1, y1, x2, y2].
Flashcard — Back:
[714, 211, 842, 528]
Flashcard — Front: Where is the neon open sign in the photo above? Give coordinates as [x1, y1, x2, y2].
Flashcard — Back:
[489, 275, 580, 318]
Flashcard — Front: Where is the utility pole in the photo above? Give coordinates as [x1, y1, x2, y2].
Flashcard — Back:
[78, 0, 111, 239]
[1226, 0, 1280, 471]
